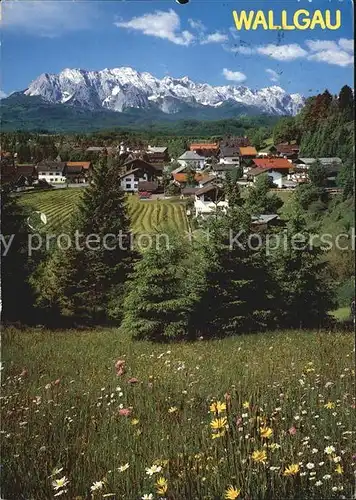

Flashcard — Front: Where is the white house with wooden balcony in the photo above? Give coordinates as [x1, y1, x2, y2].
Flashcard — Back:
[194, 185, 228, 218]
[37, 161, 67, 185]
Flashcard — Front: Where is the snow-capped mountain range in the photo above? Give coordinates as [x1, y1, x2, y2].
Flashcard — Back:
[24, 67, 305, 116]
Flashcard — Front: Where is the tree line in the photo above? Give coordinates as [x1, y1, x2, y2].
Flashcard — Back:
[1, 155, 339, 337]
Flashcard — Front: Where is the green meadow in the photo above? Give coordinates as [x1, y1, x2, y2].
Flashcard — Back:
[1, 328, 355, 499]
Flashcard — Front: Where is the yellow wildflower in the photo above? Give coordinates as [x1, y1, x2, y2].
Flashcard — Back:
[259, 426, 273, 439]
[209, 401, 227, 415]
[283, 464, 300, 476]
[168, 406, 178, 413]
[251, 450, 267, 464]
[335, 464, 343, 474]
[131, 418, 140, 425]
[224, 485, 241, 499]
[242, 401, 250, 409]
[210, 417, 228, 430]
[155, 477, 168, 496]
[324, 402, 335, 409]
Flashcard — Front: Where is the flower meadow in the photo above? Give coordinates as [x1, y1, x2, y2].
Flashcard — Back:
[1, 328, 355, 500]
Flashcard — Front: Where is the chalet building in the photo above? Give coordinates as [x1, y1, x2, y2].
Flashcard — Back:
[172, 172, 206, 188]
[138, 181, 159, 197]
[146, 146, 169, 166]
[247, 157, 293, 188]
[37, 161, 67, 185]
[251, 214, 282, 230]
[65, 165, 86, 183]
[14, 164, 37, 188]
[189, 143, 219, 158]
[122, 158, 163, 177]
[275, 143, 300, 160]
[119, 160, 161, 193]
[212, 163, 240, 179]
[219, 145, 241, 166]
[66, 162, 91, 183]
[294, 157, 343, 184]
[178, 151, 206, 171]
[194, 185, 228, 218]
[239, 146, 257, 164]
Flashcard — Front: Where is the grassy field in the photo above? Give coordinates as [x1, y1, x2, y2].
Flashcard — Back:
[331, 308, 351, 322]
[1, 328, 355, 499]
[18, 189, 189, 234]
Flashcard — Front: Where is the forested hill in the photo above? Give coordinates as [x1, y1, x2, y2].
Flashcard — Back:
[273, 85, 354, 163]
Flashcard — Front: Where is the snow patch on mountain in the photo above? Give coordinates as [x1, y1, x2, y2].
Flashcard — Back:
[24, 67, 305, 116]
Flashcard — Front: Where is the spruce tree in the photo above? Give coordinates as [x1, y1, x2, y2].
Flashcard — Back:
[272, 211, 335, 328]
[35, 155, 133, 324]
[190, 208, 275, 337]
[121, 232, 197, 341]
[1, 187, 34, 323]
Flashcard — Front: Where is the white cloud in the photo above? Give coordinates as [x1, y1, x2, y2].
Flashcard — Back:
[257, 43, 308, 61]
[188, 19, 206, 32]
[1, 0, 97, 37]
[115, 9, 194, 46]
[308, 49, 353, 67]
[305, 40, 339, 52]
[338, 38, 354, 53]
[222, 68, 246, 83]
[0, 90, 8, 99]
[201, 32, 228, 45]
[266, 69, 280, 83]
[228, 45, 256, 55]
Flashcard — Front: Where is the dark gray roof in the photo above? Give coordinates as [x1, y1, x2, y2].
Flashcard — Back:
[37, 161, 66, 172]
[195, 185, 224, 196]
[251, 214, 280, 224]
[179, 151, 205, 161]
[220, 146, 240, 157]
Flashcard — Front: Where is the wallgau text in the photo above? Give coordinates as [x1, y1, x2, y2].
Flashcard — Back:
[232, 9, 341, 31]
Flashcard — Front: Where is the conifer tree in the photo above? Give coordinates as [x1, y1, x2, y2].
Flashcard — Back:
[190, 208, 275, 337]
[272, 210, 335, 328]
[1, 187, 34, 323]
[121, 232, 197, 340]
[35, 155, 133, 324]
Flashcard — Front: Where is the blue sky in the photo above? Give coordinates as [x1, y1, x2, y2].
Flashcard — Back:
[1, 0, 354, 98]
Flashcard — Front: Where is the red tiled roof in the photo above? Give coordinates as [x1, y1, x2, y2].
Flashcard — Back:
[173, 173, 205, 183]
[252, 158, 292, 170]
[67, 161, 91, 169]
[190, 143, 219, 151]
[239, 146, 257, 156]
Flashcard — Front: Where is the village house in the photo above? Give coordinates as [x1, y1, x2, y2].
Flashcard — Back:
[189, 143, 219, 158]
[219, 144, 241, 166]
[119, 159, 161, 193]
[247, 157, 293, 188]
[239, 146, 258, 174]
[293, 157, 343, 185]
[194, 185, 228, 218]
[219, 137, 250, 166]
[178, 151, 206, 171]
[275, 143, 300, 160]
[137, 181, 159, 198]
[37, 161, 67, 185]
[146, 146, 169, 166]
[14, 164, 37, 188]
[251, 214, 282, 230]
[172, 171, 206, 188]
[212, 163, 239, 179]
[66, 161, 91, 183]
